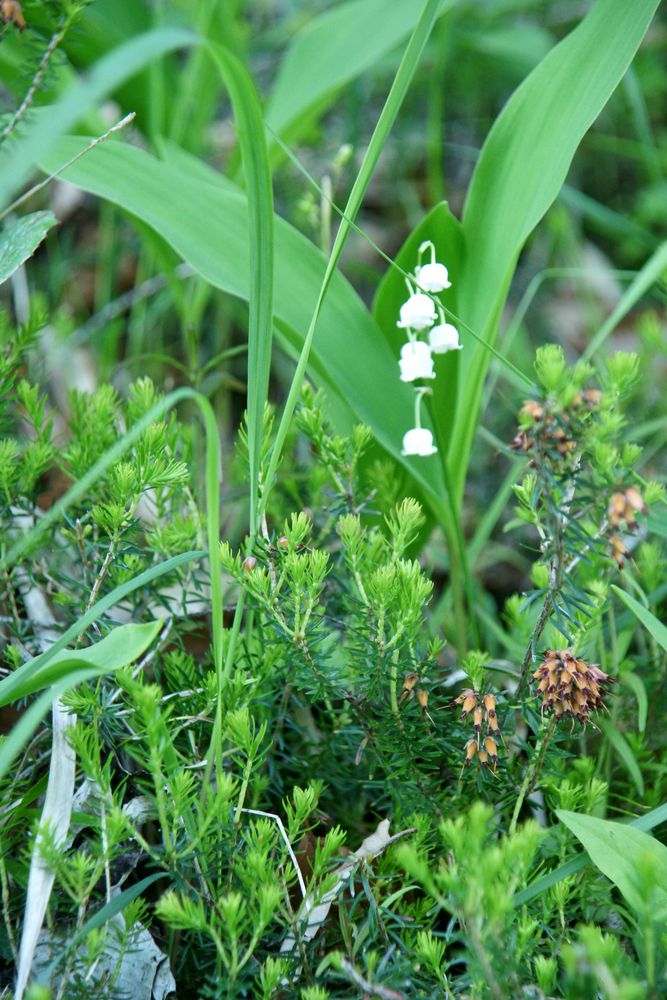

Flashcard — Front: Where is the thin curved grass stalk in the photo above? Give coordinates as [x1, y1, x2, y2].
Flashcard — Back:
[259, 0, 443, 518]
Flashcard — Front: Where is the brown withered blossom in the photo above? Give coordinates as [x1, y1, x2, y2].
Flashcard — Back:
[532, 649, 614, 727]
[454, 689, 502, 771]
[510, 390, 603, 461]
[607, 486, 646, 566]
[399, 673, 432, 723]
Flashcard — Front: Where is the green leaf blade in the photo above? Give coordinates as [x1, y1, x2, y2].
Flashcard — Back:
[557, 809, 667, 915]
[0, 211, 57, 285]
[451, 0, 661, 501]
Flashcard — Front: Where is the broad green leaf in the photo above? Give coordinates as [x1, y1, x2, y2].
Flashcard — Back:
[37, 139, 448, 519]
[456, 22, 553, 76]
[597, 718, 644, 798]
[0, 621, 162, 706]
[612, 585, 667, 653]
[0, 211, 57, 285]
[450, 0, 660, 502]
[265, 0, 451, 139]
[515, 802, 667, 906]
[557, 810, 667, 915]
[0, 26, 196, 212]
[0, 621, 162, 783]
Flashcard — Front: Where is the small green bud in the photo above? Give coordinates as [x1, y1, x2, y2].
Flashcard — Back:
[337, 512, 362, 550]
[592, 441, 617, 475]
[534, 955, 558, 994]
[621, 442, 642, 466]
[460, 650, 488, 690]
[605, 351, 640, 395]
[644, 481, 665, 505]
[534, 344, 566, 392]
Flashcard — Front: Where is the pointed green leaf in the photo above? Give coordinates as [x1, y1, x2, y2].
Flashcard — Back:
[0, 211, 57, 285]
[265, 0, 452, 139]
[597, 718, 644, 798]
[450, 0, 661, 501]
[557, 810, 667, 915]
[0, 621, 162, 782]
[612, 585, 667, 653]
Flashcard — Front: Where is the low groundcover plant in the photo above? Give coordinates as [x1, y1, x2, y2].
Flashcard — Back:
[0, 1, 666, 999]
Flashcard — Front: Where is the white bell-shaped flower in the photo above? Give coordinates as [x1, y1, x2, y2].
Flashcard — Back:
[402, 427, 437, 457]
[416, 262, 451, 293]
[429, 322, 462, 354]
[397, 293, 437, 331]
[399, 340, 435, 382]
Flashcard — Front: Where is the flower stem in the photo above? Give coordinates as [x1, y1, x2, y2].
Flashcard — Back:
[509, 715, 557, 835]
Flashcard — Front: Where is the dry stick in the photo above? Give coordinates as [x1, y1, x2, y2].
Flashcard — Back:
[0, 112, 136, 223]
[0, 24, 67, 146]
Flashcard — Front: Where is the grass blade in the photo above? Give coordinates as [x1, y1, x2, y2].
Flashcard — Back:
[612, 584, 667, 653]
[260, 0, 444, 516]
[598, 718, 645, 799]
[207, 44, 274, 536]
[0, 211, 57, 285]
[581, 241, 667, 362]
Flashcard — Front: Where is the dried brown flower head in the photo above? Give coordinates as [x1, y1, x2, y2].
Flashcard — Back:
[532, 649, 614, 727]
[1, 0, 26, 30]
[510, 398, 578, 460]
[455, 689, 502, 771]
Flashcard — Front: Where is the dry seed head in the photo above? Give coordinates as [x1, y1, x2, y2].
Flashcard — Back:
[416, 688, 429, 709]
[608, 492, 626, 527]
[398, 676, 415, 705]
[532, 649, 614, 726]
[510, 431, 534, 453]
[581, 388, 602, 408]
[610, 534, 630, 568]
[464, 738, 477, 766]
[624, 486, 647, 513]
[520, 400, 544, 421]
[483, 693, 496, 715]
[455, 688, 478, 719]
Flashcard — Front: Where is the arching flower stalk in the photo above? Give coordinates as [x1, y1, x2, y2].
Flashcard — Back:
[402, 387, 437, 457]
[395, 241, 461, 456]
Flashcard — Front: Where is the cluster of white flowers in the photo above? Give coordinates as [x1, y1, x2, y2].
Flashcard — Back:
[395, 241, 461, 457]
